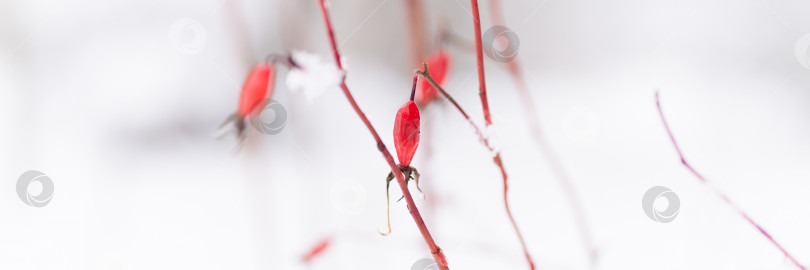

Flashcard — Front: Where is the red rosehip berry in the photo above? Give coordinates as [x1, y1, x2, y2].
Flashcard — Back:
[381, 75, 425, 236]
[415, 50, 450, 105]
[217, 61, 276, 139]
[238, 62, 275, 118]
[394, 78, 421, 167]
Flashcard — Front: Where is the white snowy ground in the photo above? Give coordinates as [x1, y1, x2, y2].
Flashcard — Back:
[1, 0, 809, 269]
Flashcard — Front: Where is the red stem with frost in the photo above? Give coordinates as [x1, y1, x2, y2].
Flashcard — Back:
[316, 1, 449, 268]
[468, 1, 535, 268]
[656, 92, 806, 270]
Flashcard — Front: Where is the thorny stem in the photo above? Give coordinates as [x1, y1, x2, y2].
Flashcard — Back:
[486, 0, 598, 267]
[316, 1, 449, 269]
[655, 92, 806, 270]
[420, 63, 533, 269]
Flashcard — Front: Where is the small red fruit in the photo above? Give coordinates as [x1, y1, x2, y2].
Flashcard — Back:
[238, 63, 275, 117]
[217, 61, 276, 139]
[415, 50, 450, 105]
[394, 87, 421, 167]
[382, 74, 424, 236]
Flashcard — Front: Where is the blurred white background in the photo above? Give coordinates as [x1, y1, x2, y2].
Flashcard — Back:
[2, 0, 810, 269]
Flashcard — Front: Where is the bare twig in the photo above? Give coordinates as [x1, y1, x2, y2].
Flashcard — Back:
[656, 92, 806, 270]
[316, 1, 448, 268]
[469, 0, 493, 127]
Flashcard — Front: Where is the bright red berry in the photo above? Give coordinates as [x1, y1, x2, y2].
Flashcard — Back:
[394, 77, 421, 167]
[238, 63, 275, 117]
[217, 61, 277, 140]
[415, 50, 450, 105]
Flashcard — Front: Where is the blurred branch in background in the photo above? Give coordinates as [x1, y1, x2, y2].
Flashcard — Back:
[403, 0, 427, 66]
[655, 92, 807, 270]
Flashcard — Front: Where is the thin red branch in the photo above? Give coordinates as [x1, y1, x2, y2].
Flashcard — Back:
[656, 92, 806, 270]
[470, 0, 493, 127]
[486, 0, 598, 267]
[316, 1, 448, 269]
